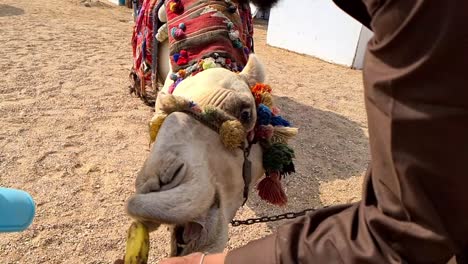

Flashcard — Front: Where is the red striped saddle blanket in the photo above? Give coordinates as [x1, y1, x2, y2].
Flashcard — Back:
[130, 0, 254, 93]
[165, 0, 254, 92]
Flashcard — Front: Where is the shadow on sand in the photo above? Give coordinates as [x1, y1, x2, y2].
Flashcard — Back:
[0, 4, 25, 17]
[243, 95, 369, 229]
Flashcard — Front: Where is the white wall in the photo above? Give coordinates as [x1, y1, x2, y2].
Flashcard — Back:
[352, 27, 373, 69]
[266, 0, 365, 67]
[106, 0, 122, 5]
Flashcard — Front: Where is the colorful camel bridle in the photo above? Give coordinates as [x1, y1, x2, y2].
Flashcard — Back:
[148, 83, 298, 206]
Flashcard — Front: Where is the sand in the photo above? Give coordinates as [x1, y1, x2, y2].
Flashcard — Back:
[0, 1, 369, 263]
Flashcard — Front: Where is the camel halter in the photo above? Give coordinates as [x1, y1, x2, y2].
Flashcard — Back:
[148, 83, 298, 206]
[181, 109, 254, 205]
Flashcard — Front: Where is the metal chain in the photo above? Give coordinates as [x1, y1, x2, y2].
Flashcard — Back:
[231, 206, 329, 227]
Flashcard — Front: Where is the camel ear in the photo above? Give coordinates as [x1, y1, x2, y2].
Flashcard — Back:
[240, 54, 266, 87]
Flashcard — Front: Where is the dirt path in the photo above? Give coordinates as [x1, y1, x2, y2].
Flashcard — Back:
[0, 1, 368, 263]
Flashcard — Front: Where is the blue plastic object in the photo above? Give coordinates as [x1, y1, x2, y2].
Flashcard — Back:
[0, 187, 36, 232]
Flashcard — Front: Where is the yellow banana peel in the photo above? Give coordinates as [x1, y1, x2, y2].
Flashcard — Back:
[124, 222, 150, 264]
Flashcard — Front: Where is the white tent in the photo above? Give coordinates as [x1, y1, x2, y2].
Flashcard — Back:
[266, 0, 373, 69]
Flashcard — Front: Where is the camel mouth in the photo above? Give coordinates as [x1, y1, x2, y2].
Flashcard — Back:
[174, 225, 186, 256]
[174, 221, 204, 256]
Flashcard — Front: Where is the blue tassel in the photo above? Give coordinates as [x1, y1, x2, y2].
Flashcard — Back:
[271, 116, 291, 127]
[257, 104, 272, 126]
[173, 53, 180, 63]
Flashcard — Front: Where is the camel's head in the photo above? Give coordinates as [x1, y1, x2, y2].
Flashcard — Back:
[125, 55, 297, 256]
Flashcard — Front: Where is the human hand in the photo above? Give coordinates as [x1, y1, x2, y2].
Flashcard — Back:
[158, 252, 227, 264]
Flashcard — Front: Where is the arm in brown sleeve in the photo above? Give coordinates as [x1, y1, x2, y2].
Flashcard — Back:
[227, 0, 468, 263]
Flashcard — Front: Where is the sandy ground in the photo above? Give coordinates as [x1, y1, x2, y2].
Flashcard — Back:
[0, 1, 369, 263]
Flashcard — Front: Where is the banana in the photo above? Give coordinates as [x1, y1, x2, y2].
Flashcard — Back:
[124, 221, 150, 264]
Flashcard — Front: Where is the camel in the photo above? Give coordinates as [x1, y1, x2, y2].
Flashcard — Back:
[126, 0, 295, 257]
[129, 0, 255, 102]
[127, 55, 269, 255]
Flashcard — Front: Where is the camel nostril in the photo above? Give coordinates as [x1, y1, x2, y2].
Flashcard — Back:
[141, 163, 186, 193]
[159, 163, 186, 188]
[173, 164, 184, 178]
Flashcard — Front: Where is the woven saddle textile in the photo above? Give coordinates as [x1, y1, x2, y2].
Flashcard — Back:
[165, 0, 253, 76]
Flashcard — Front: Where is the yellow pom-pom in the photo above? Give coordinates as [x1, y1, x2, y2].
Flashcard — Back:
[149, 115, 167, 144]
[202, 60, 217, 70]
[219, 120, 246, 150]
[169, 2, 177, 12]
[178, 69, 186, 78]
[271, 127, 298, 144]
[261, 92, 274, 108]
[159, 94, 191, 113]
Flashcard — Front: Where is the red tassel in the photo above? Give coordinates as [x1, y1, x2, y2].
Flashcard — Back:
[257, 172, 287, 206]
[176, 56, 188, 66]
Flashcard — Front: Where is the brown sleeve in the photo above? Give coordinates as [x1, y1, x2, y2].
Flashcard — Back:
[227, 0, 468, 263]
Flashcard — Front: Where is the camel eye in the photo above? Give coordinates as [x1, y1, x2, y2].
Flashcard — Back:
[240, 109, 251, 122]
